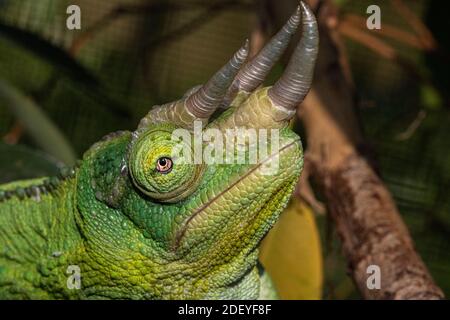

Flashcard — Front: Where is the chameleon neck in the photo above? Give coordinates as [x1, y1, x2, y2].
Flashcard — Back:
[0, 175, 83, 299]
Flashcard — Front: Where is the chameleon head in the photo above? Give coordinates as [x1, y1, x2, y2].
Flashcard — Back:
[127, 1, 317, 266]
[80, 2, 318, 298]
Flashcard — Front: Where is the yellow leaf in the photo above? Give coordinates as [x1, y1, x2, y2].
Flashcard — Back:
[259, 196, 323, 299]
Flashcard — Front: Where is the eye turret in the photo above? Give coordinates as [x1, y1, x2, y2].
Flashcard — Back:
[128, 125, 203, 203]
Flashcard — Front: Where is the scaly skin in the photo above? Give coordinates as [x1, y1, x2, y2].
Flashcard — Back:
[0, 2, 318, 299]
[0, 177, 82, 299]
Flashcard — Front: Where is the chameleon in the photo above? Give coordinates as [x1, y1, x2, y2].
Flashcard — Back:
[0, 2, 318, 299]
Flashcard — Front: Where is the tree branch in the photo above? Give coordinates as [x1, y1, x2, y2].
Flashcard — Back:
[260, 0, 444, 299]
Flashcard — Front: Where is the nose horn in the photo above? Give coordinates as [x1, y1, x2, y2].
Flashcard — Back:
[268, 1, 319, 118]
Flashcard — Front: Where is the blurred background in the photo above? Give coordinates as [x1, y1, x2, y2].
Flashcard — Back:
[0, 0, 448, 299]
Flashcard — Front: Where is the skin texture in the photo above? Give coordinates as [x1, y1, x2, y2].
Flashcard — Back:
[0, 2, 318, 300]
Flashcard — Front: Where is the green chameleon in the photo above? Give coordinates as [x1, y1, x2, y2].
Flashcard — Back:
[0, 2, 318, 299]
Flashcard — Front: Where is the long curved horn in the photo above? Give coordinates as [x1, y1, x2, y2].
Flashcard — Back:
[222, 5, 301, 107]
[186, 40, 249, 118]
[268, 1, 318, 113]
[138, 41, 249, 129]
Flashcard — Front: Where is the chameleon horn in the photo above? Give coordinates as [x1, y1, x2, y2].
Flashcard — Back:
[222, 5, 301, 106]
[222, 6, 301, 107]
[138, 41, 249, 130]
[268, 1, 318, 117]
[186, 40, 250, 119]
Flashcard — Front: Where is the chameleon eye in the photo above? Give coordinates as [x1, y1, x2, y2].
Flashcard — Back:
[156, 157, 172, 174]
[128, 125, 204, 203]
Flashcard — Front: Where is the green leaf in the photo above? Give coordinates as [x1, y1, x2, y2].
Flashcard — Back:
[259, 197, 323, 299]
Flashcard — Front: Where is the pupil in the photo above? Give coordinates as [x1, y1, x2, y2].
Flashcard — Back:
[159, 158, 167, 166]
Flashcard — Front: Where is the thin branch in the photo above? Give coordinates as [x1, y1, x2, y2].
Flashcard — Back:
[338, 20, 397, 59]
[390, 0, 437, 51]
[341, 14, 431, 51]
[337, 19, 434, 88]
[295, 157, 326, 215]
[396, 110, 427, 141]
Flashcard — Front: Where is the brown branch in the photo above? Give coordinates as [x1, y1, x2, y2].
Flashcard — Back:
[337, 17, 438, 105]
[260, 0, 444, 299]
[296, 161, 326, 216]
[307, 0, 443, 299]
[341, 14, 430, 51]
[338, 19, 397, 59]
[390, 0, 437, 51]
[315, 153, 443, 299]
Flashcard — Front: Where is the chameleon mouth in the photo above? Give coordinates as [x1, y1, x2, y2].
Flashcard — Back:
[173, 137, 301, 251]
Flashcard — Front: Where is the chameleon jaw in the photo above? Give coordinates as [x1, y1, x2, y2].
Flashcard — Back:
[172, 137, 302, 254]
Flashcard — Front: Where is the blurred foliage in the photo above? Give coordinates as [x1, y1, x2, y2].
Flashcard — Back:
[0, 78, 76, 165]
[0, 143, 60, 183]
[0, 22, 98, 86]
[0, 0, 448, 299]
[421, 84, 442, 111]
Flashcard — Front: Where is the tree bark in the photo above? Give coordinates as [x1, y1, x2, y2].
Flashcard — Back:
[315, 154, 443, 299]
